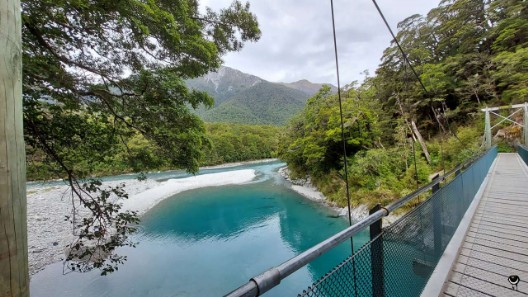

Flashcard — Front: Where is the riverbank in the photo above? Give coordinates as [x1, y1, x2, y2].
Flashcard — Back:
[27, 158, 278, 185]
[278, 167, 401, 225]
[27, 169, 257, 275]
[121, 169, 256, 215]
[27, 178, 157, 275]
[200, 158, 279, 170]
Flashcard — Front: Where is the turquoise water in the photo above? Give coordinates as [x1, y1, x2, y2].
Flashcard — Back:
[27, 160, 278, 189]
[30, 162, 369, 296]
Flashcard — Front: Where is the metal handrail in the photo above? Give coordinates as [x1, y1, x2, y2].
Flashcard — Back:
[517, 144, 528, 166]
[225, 147, 494, 297]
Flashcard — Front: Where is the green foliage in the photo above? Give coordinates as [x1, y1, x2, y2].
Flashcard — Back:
[283, 116, 483, 209]
[279, 80, 484, 209]
[279, 86, 382, 178]
[27, 122, 280, 180]
[280, 0, 528, 214]
[199, 81, 310, 125]
[496, 140, 516, 153]
[23, 0, 260, 274]
[202, 123, 281, 164]
[428, 124, 483, 170]
[373, 0, 528, 140]
[346, 148, 407, 206]
[279, 85, 399, 207]
[492, 47, 528, 102]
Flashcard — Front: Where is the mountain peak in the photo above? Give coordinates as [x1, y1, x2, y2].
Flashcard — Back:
[293, 79, 310, 83]
[186, 66, 263, 106]
[186, 66, 312, 125]
[280, 80, 337, 96]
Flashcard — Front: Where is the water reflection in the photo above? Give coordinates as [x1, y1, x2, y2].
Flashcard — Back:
[274, 188, 370, 281]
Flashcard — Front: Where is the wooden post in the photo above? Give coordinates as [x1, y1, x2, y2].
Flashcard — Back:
[0, 0, 29, 296]
[370, 204, 384, 297]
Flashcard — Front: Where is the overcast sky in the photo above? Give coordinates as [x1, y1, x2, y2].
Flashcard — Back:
[203, 0, 439, 84]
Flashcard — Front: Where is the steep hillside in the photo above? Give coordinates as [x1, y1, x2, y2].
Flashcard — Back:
[186, 66, 263, 106]
[200, 81, 310, 125]
[187, 66, 335, 125]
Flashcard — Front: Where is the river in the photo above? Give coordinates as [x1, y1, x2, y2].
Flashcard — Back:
[30, 161, 370, 296]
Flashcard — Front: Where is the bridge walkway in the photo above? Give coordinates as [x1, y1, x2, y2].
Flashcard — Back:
[443, 153, 528, 297]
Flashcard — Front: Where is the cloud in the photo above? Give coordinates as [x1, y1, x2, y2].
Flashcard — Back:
[211, 0, 439, 84]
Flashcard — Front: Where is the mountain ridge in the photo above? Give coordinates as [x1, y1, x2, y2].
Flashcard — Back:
[187, 66, 336, 125]
[280, 79, 338, 96]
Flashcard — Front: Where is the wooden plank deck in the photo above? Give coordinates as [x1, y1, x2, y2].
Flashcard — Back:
[443, 153, 528, 297]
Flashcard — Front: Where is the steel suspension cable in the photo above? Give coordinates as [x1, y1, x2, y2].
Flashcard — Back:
[372, 0, 463, 147]
[370, 0, 429, 94]
[329, 0, 353, 230]
[329, 1, 358, 295]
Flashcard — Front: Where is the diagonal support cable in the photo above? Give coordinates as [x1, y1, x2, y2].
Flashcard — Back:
[371, 0, 429, 95]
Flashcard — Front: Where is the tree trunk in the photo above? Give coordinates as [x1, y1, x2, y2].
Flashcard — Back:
[474, 90, 481, 105]
[430, 106, 447, 134]
[411, 120, 431, 164]
[0, 0, 29, 296]
[396, 96, 416, 141]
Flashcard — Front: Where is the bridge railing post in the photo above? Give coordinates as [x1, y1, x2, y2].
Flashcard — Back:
[370, 203, 384, 297]
[432, 174, 442, 258]
[523, 102, 528, 147]
[485, 108, 492, 149]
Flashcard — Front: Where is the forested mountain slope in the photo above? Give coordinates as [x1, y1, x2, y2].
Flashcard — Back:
[186, 66, 264, 107]
[199, 81, 312, 125]
[374, 0, 528, 138]
[187, 66, 335, 125]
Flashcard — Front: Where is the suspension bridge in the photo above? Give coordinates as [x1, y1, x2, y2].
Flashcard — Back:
[225, 103, 528, 297]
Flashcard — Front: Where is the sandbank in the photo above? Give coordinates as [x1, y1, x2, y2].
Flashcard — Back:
[27, 169, 256, 275]
[122, 169, 256, 215]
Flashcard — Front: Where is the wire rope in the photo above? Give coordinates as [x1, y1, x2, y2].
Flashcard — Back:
[371, 0, 462, 151]
[329, 0, 353, 232]
[370, 0, 428, 94]
[329, 1, 357, 295]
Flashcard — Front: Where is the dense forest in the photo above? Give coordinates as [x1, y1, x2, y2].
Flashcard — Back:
[27, 122, 280, 180]
[279, 0, 527, 209]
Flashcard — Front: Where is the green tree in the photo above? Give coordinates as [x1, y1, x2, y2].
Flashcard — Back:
[493, 47, 528, 102]
[279, 85, 381, 181]
[202, 123, 280, 164]
[22, 0, 260, 274]
[488, 0, 528, 52]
